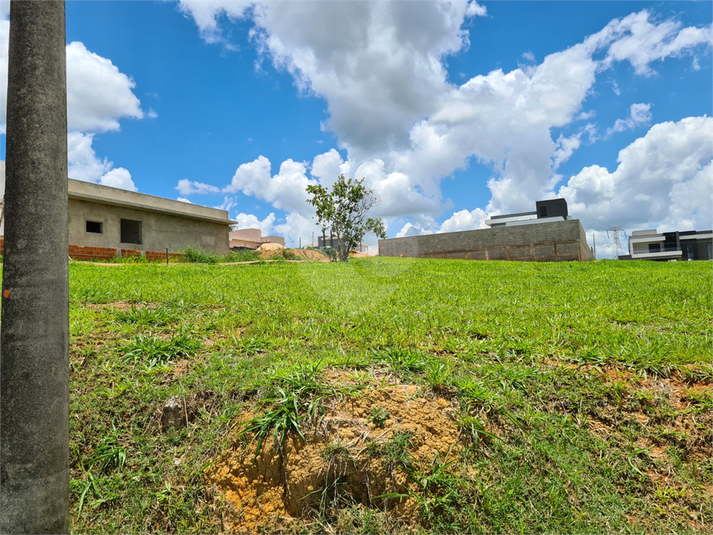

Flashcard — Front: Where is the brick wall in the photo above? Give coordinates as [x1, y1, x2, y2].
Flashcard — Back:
[145, 251, 185, 262]
[68, 245, 117, 261]
[379, 219, 594, 262]
[1, 239, 185, 262]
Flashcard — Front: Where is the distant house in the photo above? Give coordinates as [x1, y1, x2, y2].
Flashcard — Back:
[619, 228, 713, 261]
[229, 228, 285, 250]
[317, 234, 370, 253]
[1, 179, 235, 260]
[483, 198, 571, 228]
[379, 198, 594, 262]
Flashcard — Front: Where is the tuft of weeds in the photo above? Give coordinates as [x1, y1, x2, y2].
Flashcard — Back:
[374, 347, 428, 374]
[456, 411, 502, 453]
[367, 431, 415, 474]
[425, 359, 455, 392]
[368, 407, 389, 428]
[89, 424, 127, 475]
[183, 247, 260, 264]
[114, 305, 177, 326]
[122, 333, 201, 368]
[241, 386, 306, 454]
[241, 361, 334, 455]
[224, 249, 261, 262]
[184, 247, 220, 264]
[108, 253, 150, 264]
[279, 249, 298, 261]
[412, 453, 466, 527]
[184, 247, 261, 264]
[236, 335, 271, 355]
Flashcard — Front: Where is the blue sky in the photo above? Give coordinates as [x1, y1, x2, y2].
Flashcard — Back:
[0, 1, 711, 255]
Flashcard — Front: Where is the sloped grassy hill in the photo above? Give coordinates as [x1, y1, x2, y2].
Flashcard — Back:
[60, 258, 712, 533]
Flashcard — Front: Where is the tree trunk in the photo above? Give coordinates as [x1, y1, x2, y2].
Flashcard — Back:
[338, 233, 350, 262]
[1, 1, 69, 533]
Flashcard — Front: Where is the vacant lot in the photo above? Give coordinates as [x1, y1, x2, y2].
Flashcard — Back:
[57, 258, 711, 532]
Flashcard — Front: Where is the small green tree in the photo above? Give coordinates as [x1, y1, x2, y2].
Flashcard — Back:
[306, 175, 387, 262]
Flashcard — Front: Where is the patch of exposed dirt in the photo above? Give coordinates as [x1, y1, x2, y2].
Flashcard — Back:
[588, 371, 712, 460]
[206, 369, 466, 533]
[574, 364, 712, 478]
[542, 360, 712, 530]
[173, 359, 192, 377]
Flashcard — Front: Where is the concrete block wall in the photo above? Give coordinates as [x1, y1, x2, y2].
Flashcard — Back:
[379, 219, 593, 262]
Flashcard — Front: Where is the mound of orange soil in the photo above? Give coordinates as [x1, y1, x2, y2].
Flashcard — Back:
[258, 248, 330, 262]
[206, 368, 467, 533]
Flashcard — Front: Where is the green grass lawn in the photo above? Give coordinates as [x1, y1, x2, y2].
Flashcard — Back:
[61, 258, 712, 533]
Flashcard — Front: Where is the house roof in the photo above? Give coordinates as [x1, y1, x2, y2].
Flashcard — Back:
[68, 179, 236, 225]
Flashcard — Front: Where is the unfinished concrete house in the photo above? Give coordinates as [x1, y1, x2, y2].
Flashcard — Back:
[2, 179, 235, 260]
[379, 199, 594, 262]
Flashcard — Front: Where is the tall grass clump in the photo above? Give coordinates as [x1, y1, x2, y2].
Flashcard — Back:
[184, 247, 221, 264]
[224, 249, 261, 262]
[184, 247, 260, 263]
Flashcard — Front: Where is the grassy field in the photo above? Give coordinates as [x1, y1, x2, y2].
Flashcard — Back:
[56, 258, 712, 532]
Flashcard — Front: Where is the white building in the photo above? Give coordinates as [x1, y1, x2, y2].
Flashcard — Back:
[623, 229, 713, 261]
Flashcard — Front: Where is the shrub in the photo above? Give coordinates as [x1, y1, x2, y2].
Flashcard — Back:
[184, 248, 220, 264]
[321, 246, 337, 262]
[224, 249, 261, 262]
[185, 247, 261, 263]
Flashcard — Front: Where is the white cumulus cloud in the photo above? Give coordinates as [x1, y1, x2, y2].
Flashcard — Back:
[178, 3, 712, 238]
[68, 132, 137, 191]
[0, 32, 144, 133]
[274, 212, 321, 247]
[66, 41, 143, 132]
[176, 178, 221, 196]
[439, 207, 488, 233]
[99, 167, 137, 192]
[0, 14, 144, 189]
[181, 0, 486, 154]
[224, 155, 317, 213]
[607, 103, 653, 136]
[233, 212, 276, 235]
[558, 116, 713, 232]
[603, 11, 713, 76]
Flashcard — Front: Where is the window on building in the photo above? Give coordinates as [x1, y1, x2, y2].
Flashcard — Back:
[86, 221, 103, 234]
[648, 243, 661, 253]
[120, 219, 142, 244]
[538, 206, 547, 217]
[683, 243, 696, 260]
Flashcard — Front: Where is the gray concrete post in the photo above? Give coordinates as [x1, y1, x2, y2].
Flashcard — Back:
[1, 1, 69, 533]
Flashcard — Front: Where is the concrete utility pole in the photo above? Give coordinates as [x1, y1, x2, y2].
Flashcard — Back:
[1, 1, 69, 533]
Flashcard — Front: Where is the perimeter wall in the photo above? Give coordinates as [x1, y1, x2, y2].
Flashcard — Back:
[379, 219, 593, 262]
